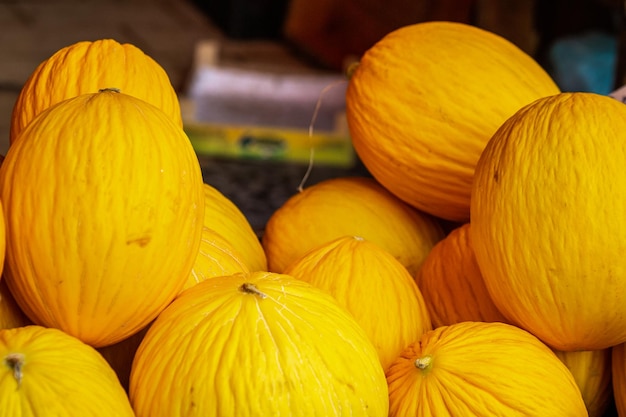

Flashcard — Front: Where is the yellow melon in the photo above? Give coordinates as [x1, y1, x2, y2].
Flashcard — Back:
[386, 321, 587, 416]
[415, 223, 509, 327]
[262, 176, 444, 274]
[11, 38, 182, 142]
[201, 183, 266, 272]
[284, 235, 432, 370]
[0, 325, 135, 416]
[471, 92, 626, 350]
[129, 271, 389, 416]
[346, 21, 560, 221]
[554, 348, 612, 417]
[0, 89, 204, 347]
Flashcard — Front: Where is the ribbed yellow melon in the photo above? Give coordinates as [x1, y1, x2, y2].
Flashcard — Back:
[386, 321, 587, 416]
[129, 271, 389, 416]
[185, 226, 251, 291]
[262, 176, 444, 274]
[554, 348, 612, 417]
[0, 89, 204, 348]
[284, 235, 432, 370]
[201, 183, 266, 272]
[471, 92, 626, 351]
[0, 325, 135, 416]
[415, 223, 509, 327]
[11, 38, 182, 142]
[346, 21, 560, 222]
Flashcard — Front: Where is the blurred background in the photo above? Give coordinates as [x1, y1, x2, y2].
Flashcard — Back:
[0, 0, 624, 231]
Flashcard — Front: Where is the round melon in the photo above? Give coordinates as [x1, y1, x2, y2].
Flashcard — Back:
[11, 38, 182, 142]
[386, 321, 587, 416]
[415, 223, 509, 327]
[262, 176, 444, 274]
[471, 92, 626, 351]
[346, 21, 560, 222]
[129, 271, 389, 416]
[185, 226, 251, 291]
[0, 325, 135, 416]
[201, 182, 266, 272]
[284, 235, 432, 370]
[554, 348, 612, 417]
[0, 89, 204, 347]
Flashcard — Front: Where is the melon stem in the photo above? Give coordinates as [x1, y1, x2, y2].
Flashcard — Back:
[239, 282, 267, 299]
[98, 87, 121, 93]
[5, 352, 25, 388]
[414, 354, 433, 372]
[345, 61, 359, 80]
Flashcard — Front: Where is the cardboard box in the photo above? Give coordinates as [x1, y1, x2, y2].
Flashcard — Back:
[182, 40, 355, 167]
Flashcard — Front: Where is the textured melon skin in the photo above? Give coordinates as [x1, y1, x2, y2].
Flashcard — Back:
[471, 92, 626, 351]
[129, 271, 389, 417]
[0, 90, 204, 348]
[262, 176, 444, 275]
[415, 223, 510, 327]
[200, 183, 267, 273]
[346, 21, 560, 222]
[554, 348, 612, 417]
[0, 325, 135, 416]
[386, 321, 587, 417]
[11, 38, 182, 144]
[285, 235, 432, 371]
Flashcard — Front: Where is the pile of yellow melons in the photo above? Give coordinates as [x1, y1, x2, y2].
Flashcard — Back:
[0, 21, 623, 417]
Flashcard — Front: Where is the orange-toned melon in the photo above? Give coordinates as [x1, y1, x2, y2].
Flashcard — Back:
[346, 21, 560, 221]
[11, 38, 182, 142]
[386, 321, 587, 416]
[0, 325, 135, 416]
[129, 271, 389, 416]
[262, 176, 444, 274]
[415, 223, 509, 327]
[285, 235, 431, 370]
[471, 92, 626, 350]
[0, 89, 204, 347]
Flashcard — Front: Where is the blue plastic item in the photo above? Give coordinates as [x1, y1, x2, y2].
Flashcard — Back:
[548, 31, 617, 95]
